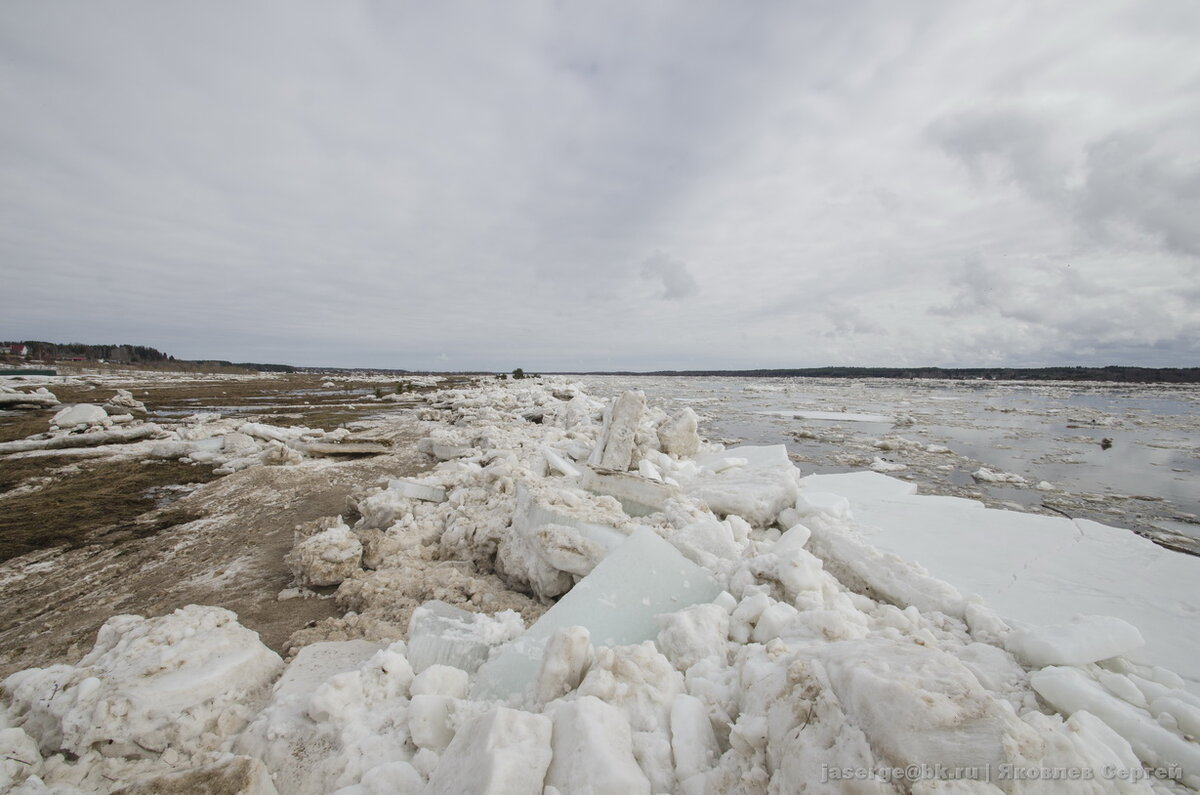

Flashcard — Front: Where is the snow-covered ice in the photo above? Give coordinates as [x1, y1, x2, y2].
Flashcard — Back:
[805, 471, 1200, 688]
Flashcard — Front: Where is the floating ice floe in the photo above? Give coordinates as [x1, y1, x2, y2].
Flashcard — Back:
[869, 456, 907, 472]
[805, 471, 1200, 686]
[972, 466, 1029, 484]
[763, 409, 894, 423]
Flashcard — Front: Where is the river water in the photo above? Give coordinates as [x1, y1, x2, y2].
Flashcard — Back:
[578, 376, 1200, 555]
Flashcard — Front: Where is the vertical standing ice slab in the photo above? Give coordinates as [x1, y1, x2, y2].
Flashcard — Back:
[589, 390, 645, 471]
[473, 527, 722, 701]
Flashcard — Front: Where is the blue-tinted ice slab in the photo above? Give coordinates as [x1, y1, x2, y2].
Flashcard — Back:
[473, 527, 722, 701]
[579, 465, 680, 517]
[407, 601, 494, 674]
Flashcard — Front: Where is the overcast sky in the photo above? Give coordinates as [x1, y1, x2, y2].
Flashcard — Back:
[2, 1, 1198, 370]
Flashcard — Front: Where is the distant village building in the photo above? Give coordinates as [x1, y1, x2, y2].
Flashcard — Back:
[0, 344, 29, 358]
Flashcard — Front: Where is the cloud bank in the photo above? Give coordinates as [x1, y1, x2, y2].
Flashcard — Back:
[1, 1, 1197, 369]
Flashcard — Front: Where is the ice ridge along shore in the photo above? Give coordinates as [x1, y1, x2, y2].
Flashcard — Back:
[2, 376, 1199, 793]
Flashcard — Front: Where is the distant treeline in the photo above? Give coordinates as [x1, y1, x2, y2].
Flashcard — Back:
[567, 366, 1200, 384]
[4, 340, 172, 363]
[3, 340, 296, 373]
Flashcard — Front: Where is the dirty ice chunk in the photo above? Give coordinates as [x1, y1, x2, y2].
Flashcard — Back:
[1031, 666, 1200, 789]
[579, 466, 680, 517]
[473, 527, 722, 701]
[430, 438, 475, 460]
[499, 482, 629, 595]
[407, 601, 522, 675]
[589, 391, 645, 471]
[657, 407, 701, 458]
[424, 707, 552, 795]
[1007, 615, 1145, 667]
[545, 696, 650, 795]
[286, 519, 363, 587]
[543, 446, 582, 478]
[869, 457, 906, 473]
[5, 605, 282, 758]
[387, 478, 446, 503]
[103, 389, 147, 414]
[684, 445, 801, 526]
[112, 755, 278, 795]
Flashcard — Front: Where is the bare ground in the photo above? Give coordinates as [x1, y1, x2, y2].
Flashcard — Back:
[0, 442, 429, 678]
[0, 372, 473, 676]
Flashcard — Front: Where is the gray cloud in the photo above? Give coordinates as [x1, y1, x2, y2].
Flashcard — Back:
[1076, 134, 1200, 257]
[930, 108, 1200, 259]
[928, 108, 1071, 204]
[1, 1, 1198, 369]
[640, 252, 699, 300]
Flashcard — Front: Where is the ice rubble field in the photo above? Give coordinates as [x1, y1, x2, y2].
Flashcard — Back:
[2, 378, 1200, 793]
[0, 374, 410, 470]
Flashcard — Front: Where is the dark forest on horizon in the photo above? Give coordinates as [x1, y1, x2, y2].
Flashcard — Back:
[4, 341, 1198, 382]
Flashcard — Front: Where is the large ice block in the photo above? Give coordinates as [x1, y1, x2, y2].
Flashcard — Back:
[682, 445, 801, 526]
[588, 391, 645, 470]
[407, 601, 523, 674]
[473, 527, 722, 701]
[424, 707, 553, 795]
[387, 477, 447, 503]
[513, 482, 628, 554]
[579, 466, 680, 517]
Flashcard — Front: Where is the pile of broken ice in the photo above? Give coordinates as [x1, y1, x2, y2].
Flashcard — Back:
[3, 378, 1199, 793]
[0, 385, 361, 475]
[147, 418, 352, 474]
